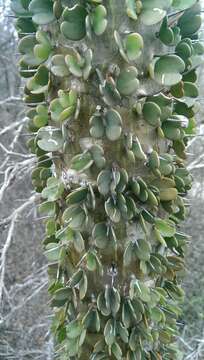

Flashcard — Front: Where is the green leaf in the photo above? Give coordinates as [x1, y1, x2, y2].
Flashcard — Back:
[34, 30, 52, 62]
[42, 177, 64, 201]
[71, 152, 94, 173]
[155, 218, 176, 237]
[29, 0, 55, 25]
[105, 109, 122, 141]
[27, 65, 49, 94]
[125, 33, 143, 61]
[97, 170, 112, 196]
[172, 0, 196, 10]
[104, 318, 115, 345]
[178, 4, 201, 37]
[82, 308, 101, 333]
[154, 55, 185, 86]
[92, 222, 110, 249]
[61, 5, 87, 41]
[183, 82, 199, 98]
[130, 279, 151, 302]
[134, 238, 151, 261]
[51, 55, 69, 77]
[91, 5, 107, 36]
[45, 243, 61, 262]
[105, 286, 121, 316]
[37, 126, 63, 152]
[66, 187, 88, 205]
[116, 67, 139, 96]
[126, 0, 137, 20]
[158, 17, 175, 46]
[89, 144, 106, 169]
[67, 320, 82, 339]
[143, 102, 161, 127]
[111, 342, 122, 359]
[62, 205, 86, 230]
[38, 201, 57, 216]
[11, 0, 32, 17]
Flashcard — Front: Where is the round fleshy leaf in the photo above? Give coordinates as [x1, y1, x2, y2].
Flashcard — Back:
[125, 33, 144, 61]
[158, 17, 174, 45]
[178, 5, 201, 37]
[71, 152, 94, 173]
[126, 0, 137, 20]
[42, 177, 64, 201]
[18, 35, 41, 66]
[93, 222, 109, 249]
[155, 218, 176, 237]
[116, 66, 139, 96]
[33, 30, 52, 62]
[27, 65, 49, 94]
[89, 145, 106, 169]
[141, 0, 172, 25]
[105, 197, 121, 223]
[183, 82, 199, 98]
[89, 114, 105, 138]
[97, 170, 112, 196]
[11, 0, 32, 17]
[62, 206, 86, 230]
[51, 55, 69, 77]
[83, 49, 93, 80]
[105, 109, 122, 141]
[140, 9, 166, 26]
[176, 41, 192, 60]
[154, 55, 185, 86]
[143, 102, 161, 127]
[37, 126, 63, 152]
[61, 5, 87, 41]
[91, 5, 107, 35]
[29, 0, 55, 25]
[50, 99, 64, 122]
[114, 31, 128, 62]
[99, 78, 121, 106]
[16, 17, 37, 35]
[65, 54, 83, 77]
[172, 0, 196, 10]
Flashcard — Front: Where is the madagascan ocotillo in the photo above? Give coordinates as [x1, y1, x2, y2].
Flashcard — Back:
[11, 0, 203, 359]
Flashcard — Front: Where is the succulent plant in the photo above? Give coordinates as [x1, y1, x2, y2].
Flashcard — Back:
[11, 0, 203, 359]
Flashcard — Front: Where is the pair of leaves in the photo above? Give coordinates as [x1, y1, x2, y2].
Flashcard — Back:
[70, 269, 88, 300]
[114, 31, 143, 63]
[82, 308, 101, 333]
[50, 89, 78, 122]
[62, 204, 88, 230]
[65, 49, 93, 80]
[37, 126, 63, 152]
[42, 177, 64, 201]
[90, 108, 122, 141]
[158, 17, 181, 46]
[28, 104, 49, 129]
[27, 65, 49, 94]
[140, 0, 172, 26]
[124, 238, 152, 266]
[92, 222, 117, 249]
[97, 168, 128, 196]
[29, 0, 55, 25]
[61, 4, 107, 41]
[71, 145, 106, 173]
[97, 286, 121, 317]
[153, 55, 186, 86]
[56, 226, 85, 253]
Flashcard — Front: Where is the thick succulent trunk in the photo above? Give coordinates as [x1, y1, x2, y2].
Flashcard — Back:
[11, 0, 203, 359]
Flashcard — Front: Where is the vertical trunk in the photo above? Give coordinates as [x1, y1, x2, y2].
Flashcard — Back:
[12, 0, 203, 359]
